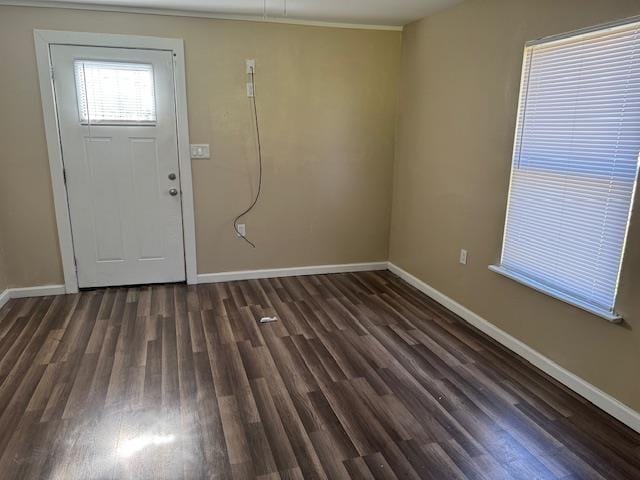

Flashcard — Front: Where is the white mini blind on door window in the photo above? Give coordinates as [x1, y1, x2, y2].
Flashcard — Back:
[74, 60, 157, 124]
[492, 20, 640, 320]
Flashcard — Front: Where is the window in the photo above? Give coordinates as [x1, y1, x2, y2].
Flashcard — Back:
[74, 60, 157, 124]
[491, 20, 640, 321]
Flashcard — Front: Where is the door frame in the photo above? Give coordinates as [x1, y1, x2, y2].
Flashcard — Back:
[34, 29, 198, 293]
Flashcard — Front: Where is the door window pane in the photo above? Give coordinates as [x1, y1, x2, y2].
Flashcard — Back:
[74, 60, 157, 124]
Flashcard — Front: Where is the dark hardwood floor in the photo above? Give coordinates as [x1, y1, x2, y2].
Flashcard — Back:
[0, 271, 638, 479]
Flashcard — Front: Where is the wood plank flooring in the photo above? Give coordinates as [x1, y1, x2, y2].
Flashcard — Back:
[0, 271, 639, 479]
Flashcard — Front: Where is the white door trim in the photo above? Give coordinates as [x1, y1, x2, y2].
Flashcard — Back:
[34, 29, 197, 293]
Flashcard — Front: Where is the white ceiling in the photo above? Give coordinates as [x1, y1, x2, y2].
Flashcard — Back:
[19, 0, 464, 27]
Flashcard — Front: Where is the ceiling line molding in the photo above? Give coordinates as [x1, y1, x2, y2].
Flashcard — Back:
[0, 1, 404, 31]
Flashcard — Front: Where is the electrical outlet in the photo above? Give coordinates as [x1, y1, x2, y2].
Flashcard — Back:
[246, 82, 255, 97]
[459, 249, 468, 265]
[246, 59, 256, 74]
[236, 224, 246, 238]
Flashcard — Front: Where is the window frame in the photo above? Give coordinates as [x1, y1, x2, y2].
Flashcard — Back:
[490, 17, 640, 323]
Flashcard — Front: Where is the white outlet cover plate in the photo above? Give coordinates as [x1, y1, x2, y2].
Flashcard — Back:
[246, 59, 256, 74]
[190, 144, 210, 159]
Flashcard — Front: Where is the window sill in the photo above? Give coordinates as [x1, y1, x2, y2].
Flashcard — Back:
[488, 265, 623, 323]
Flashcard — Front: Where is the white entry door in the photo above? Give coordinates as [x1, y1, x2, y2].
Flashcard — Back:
[51, 45, 186, 288]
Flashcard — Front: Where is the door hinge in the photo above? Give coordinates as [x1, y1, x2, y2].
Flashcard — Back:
[62, 168, 67, 184]
[50, 66, 55, 82]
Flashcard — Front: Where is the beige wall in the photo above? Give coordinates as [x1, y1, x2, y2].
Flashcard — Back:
[0, 5, 401, 287]
[391, 0, 640, 411]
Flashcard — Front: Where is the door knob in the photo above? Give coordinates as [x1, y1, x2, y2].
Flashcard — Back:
[169, 188, 179, 196]
[168, 173, 177, 180]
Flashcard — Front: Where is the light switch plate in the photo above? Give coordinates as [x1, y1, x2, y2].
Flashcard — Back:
[190, 144, 210, 159]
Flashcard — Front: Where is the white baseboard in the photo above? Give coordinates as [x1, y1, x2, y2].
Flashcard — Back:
[196, 262, 389, 284]
[0, 285, 67, 305]
[387, 262, 640, 434]
[0, 289, 10, 310]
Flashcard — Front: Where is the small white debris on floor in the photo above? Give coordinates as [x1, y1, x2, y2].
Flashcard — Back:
[259, 316, 278, 324]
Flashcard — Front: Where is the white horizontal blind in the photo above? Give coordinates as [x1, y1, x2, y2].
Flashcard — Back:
[500, 21, 640, 314]
[74, 60, 157, 124]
